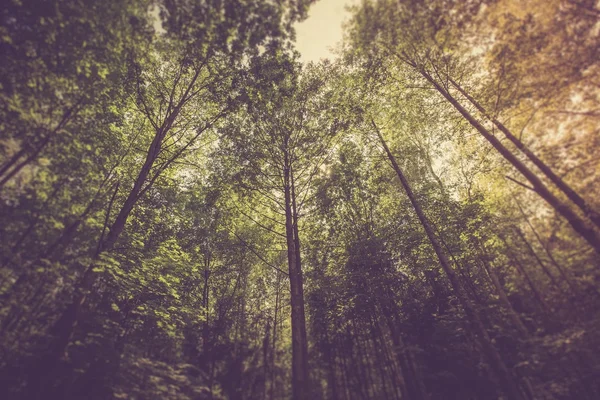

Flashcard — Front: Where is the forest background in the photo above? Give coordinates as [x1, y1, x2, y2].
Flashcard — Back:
[1, 0, 600, 399]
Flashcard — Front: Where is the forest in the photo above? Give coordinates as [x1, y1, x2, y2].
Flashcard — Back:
[1, 0, 600, 399]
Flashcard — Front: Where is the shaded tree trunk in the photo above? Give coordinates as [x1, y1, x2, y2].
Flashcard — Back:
[512, 194, 578, 293]
[0, 100, 82, 189]
[500, 236, 552, 314]
[383, 312, 428, 400]
[514, 228, 561, 290]
[449, 76, 600, 229]
[26, 111, 177, 397]
[269, 273, 281, 400]
[413, 66, 600, 255]
[373, 119, 530, 400]
[324, 329, 340, 400]
[283, 144, 310, 400]
[479, 252, 530, 337]
[262, 320, 270, 400]
[371, 316, 405, 400]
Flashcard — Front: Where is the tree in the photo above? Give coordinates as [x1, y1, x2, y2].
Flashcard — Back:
[220, 55, 351, 400]
[346, 0, 600, 254]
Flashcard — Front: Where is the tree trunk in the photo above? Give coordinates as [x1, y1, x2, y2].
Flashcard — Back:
[512, 195, 578, 293]
[352, 322, 374, 397]
[378, 294, 427, 400]
[283, 145, 310, 400]
[269, 273, 280, 400]
[384, 313, 428, 400]
[203, 262, 211, 357]
[372, 316, 405, 400]
[449, 77, 600, 229]
[500, 236, 552, 314]
[0, 101, 82, 189]
[373, 120, 529, 400]
[480, 252, 530, 337]
[262, 320, 271, 400]
[324, 329, 340, 400]
[26, 121, 169, 397]
[23, 65, 209, 395]
[514, 228, 561, 290]
[417, 68, 600, 255]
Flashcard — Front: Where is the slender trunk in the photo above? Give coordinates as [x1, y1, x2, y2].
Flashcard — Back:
[372, 316, 405, 400]
[366, 326, 391, 399]
[324, 328, 340, 400]
[291, 163, 310, 389]
[337, 335, 353, 400]
[101, 132, 165, 252]
[4, 182, 63, 266]
[26, 135, 158, 397]
[380, 302, 427, 400]
[0, 147, 27, 179]
[345, 326, 368, 400]
[512, 195, 578, 293]
[514, 228, 561, 290]
[283, 145, 310, 400]
[203, 262, 211, 356]
[262, 320, 270, 400]
[500, 237, 551, 314]
[0, 134, 53, 188]
[373, 120, 529, 400]
[352, 323, 372, 397]
[24, 67, 207, 395]
[269, 273, 280, 400]
[418, 68, 600, 255]
[449, 77, 600, 229]
[385, 316, 426, 400]
[480, 253, 530, 337]
[0, 101, 82, 189]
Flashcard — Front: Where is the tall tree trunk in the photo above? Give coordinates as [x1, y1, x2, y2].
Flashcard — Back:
[22, 65, 209, 396]
[415, 68, 600, 255]
[262, 320, 271, 400]
[512, 194, 578, 293]
[373, 120, 529, 400]
[383, 313, 428, 400]
[377, 292, 427, 400]
[203, 261, 211, 357]
[500, 236, 552, 314]
[337, 334, 353, 400]
[26, 121, 169, 398]
[269, 273, 280, 400]
[479, 252, 530, 337]
[0, 100, 82, 189]
[345, 325, 369, 400]
[324, 329, 340, 400]
[352, 322, 374, 397]
[448, 77, 600, 229]
[283, 145, 310, 400]
[514, 228, 561, 290]
[372, 316, 405, 400]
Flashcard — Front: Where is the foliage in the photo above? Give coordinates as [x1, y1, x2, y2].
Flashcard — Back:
[1, 0, 600, 399]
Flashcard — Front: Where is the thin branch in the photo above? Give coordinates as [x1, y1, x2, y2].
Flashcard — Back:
[230, 230, 288, 276]
[505, 175, 536, 193]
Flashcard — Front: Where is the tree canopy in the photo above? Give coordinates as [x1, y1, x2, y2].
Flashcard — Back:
[1, 0, 600, 399]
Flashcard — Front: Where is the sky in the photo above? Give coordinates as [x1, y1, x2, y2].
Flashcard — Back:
[294, 0, 357, 63]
